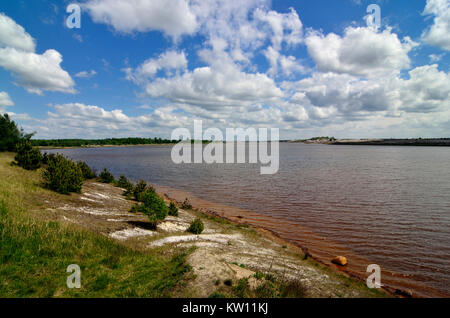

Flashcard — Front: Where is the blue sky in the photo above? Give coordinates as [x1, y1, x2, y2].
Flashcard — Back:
[0, 0, 449, 139]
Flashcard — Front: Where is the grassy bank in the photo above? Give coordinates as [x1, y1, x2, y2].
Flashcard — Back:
[0, 152, 191, 297]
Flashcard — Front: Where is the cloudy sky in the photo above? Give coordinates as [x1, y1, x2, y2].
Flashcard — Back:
[0, 0, 449, 139]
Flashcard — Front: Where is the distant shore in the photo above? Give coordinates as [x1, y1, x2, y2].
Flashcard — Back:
[291, 138, 450, 147]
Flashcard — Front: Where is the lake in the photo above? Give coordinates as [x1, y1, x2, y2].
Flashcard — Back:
[46, 143, 450, 297]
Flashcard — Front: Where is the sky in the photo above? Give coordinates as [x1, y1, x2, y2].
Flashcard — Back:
[0, 0, 449, 140]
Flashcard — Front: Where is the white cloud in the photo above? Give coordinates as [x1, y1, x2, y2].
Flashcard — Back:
[429, 53, 445, 62]
[254, 7, 303, 51]
[305, 26, 418, 77]
[143, 60, 283, 110]
[83, 0, 198, 40]
[284, 63, 450, 125]
[398, 64, 450, 113]
[6, 112, 31, 121]
[0, 47, 76, 95]
[422, 0, 450, 51]
[0, 13, 35, 52]
[0, 14, 75, 95]
[26, 102, 193, 139]
[124, 50, 187, 84]
[75, 70, 98, 78]
[0, 91, 14, 113]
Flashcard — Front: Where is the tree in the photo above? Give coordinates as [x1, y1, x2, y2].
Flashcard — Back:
[0, 113, 32, 152]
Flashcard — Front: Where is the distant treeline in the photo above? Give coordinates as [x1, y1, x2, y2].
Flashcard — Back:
[31, 138, 178, 148]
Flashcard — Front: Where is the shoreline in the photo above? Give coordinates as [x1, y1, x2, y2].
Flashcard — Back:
[152, 183, 448, 298]
[0, 152, 387, 298]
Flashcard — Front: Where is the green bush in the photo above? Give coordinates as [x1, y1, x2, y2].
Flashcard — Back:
[181, 198, 192, 210]
[42, 154, 84, 194]
[117, 175, 132, 189]
[14, 140, 42, 170]
[77, 161, 96, 179]
[187, 218, 204, 234]
[132, 190, 168, 227]
[168, 202, 179, 217]
[99, 168, 114, 183]
[133, 180, 155, 201]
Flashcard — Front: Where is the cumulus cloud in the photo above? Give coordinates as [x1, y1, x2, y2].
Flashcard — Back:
[143, 60, 283, 110]
[82, 0, 198, 40]
[284, 63, 450, 125]
[305, 26, 417, 77]
[0, 91, 14, 112]
[0, 13, 35, 52]
[0, 48, 76, 95]
[254, 7, 303, 50]
[124, 50, 187, 84]
[398, 64, 450, 113]
[422, 0, 450, 51]
[0, 14, 75, 95]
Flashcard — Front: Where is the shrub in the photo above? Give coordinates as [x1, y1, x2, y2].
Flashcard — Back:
[77, 161, 96, 179]
[133, 180, 155, 201]
[117, 175, 132, 189]
[132, 190, 168, 227]
[168, 202, 179, 217]
[41, 152, 55, 165]
[99, 168, 114, 183]
[181, 198, 192, 209]
[187, 218, 204, 234]
[42, 154, 83, 194]
[14, 140, 42, 170]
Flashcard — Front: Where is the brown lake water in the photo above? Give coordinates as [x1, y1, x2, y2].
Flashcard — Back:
[46, 144, 450, 297]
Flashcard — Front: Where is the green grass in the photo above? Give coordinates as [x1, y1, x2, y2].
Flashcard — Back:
[0, 152, 192, 297]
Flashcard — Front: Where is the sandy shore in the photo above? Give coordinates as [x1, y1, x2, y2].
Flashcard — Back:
[38, 179, 389, 298]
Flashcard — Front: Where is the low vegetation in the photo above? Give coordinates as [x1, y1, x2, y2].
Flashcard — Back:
[133, 180, 149, 201]
[77, 161, 96, 180]
[131, 189, 169, 228]
[14, 140, 42, 171]
[181, 198, 192, 210]
[169, 202, 179, 217]
[187, 218, 204, 234]
[42, 154, 84, 194]
[99, 168, 115, 183]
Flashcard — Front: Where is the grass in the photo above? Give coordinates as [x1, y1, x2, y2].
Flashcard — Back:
[0, 152, 192, 297]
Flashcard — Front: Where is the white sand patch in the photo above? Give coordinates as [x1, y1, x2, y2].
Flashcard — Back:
[80, 196, 98, 203]
[158, 221, 188, 232]
[58, 205, 128, 216]
[84, 192, 110, 200]
[149, 234, 243, 247]
[106, 218, 131, 222]
[93, 183, 107, 187]
[110, 227, 157, 240]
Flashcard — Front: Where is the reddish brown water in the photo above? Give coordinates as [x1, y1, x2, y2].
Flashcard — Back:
[48, 144, 450, 297]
